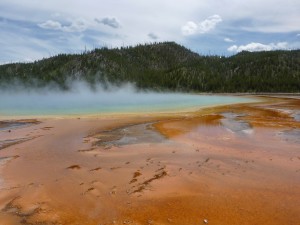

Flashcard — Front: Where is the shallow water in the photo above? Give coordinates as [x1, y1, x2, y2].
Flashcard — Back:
[221, 112, 253, 135]
[95, 123, 167, 147]
[0, 89, 257, 117]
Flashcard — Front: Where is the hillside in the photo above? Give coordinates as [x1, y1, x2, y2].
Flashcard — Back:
[0, 42, 299, 92]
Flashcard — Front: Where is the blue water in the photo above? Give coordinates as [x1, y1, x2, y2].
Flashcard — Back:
[0, 88, 257, 117]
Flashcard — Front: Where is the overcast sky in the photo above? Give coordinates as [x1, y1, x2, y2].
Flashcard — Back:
[1, 0, 300, 64]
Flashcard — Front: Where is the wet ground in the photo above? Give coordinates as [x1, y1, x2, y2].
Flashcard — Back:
[92, 123, 167, 147]
[0, 96, 299, 225]
[0, 120, 39, 132]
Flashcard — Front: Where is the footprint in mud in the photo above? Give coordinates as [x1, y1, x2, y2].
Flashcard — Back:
[86, 187, 95, 192]
[82, 187, 96, 195]
[110, 186, 117, 195]
[130, 171, 142, 184]
[78, 148, 95, 153]
[90, 167, 102, 171]
[130, 170, 167, 194]
[194, 158, 210, 168]
[110, 167, 121, 170]
[155, 166, 166, 172]
[41, 127, 53, 131]
[66, 165, 81, 170]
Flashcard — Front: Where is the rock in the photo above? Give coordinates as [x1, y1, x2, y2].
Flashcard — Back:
[203, 219, 208, 224]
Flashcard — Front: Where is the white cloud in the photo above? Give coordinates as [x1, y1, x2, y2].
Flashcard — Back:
[297, 34, 300, 37]
[95, 17, 121, 29]
[1, 0, 300, 62]
[64, 19, 88, 32]
[198, 15, 222, 33]
[148, 33, 159, 40]
[228, 42, 289, 52]
[38, 20, 62, 30]
[38, 19, 88, 32]
[224, 37, 234, 43]
[182, 21, 198, 35]
[182, 15, 222, 36]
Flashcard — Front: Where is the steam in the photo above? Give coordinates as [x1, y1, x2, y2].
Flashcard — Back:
[0, 81, 253, 117]
[0, 81, 186, 116]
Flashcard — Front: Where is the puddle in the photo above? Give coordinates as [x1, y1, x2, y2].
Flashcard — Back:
[277, 129, 300, 144]
[0, 138, 32, 150]
[220, 112, 253, 135]
[94, 123, 166, 147]
[268, 108, 300, 123]
[0, 120, 39, 131]
[292, 111, 300, 122]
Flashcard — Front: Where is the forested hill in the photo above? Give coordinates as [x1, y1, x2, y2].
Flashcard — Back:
[0, 42, 299, 92]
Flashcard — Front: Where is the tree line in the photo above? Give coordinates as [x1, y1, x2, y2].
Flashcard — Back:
[0, 42, 299, 92]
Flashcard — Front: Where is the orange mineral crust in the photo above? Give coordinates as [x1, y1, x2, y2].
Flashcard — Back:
[0, 96, 299, 225]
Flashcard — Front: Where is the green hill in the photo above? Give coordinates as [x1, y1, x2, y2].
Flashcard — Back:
[0, 42, 299, 92]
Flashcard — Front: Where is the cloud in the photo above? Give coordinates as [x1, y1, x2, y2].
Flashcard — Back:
[198, 15, 222, 33]
[182, 21, 198, 35]
[228, 42, 288, 52]
[182, 15, 222, 36]
[224, 37, 234, 43]
[38, 19, 88, 32]
[297, 34, 300, 37]
[65, 19, 88, 32]
[148, 32, 159, 40]
[38, 20, 62, 30]
[1, 0, 300, 62]
[95, 17, 121, 29]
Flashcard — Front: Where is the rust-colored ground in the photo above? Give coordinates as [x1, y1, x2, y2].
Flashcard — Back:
[0, 96, 299, 225]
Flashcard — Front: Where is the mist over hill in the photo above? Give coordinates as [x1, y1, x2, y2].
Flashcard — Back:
[0, 42, 299, 93]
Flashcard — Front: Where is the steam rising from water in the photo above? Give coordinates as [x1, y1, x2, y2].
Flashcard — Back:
[0, 81, 254, 117]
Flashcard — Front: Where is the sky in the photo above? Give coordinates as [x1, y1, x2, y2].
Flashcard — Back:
[1, 0, 300, 64]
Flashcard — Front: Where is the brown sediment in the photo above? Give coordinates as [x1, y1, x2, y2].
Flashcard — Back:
[89, 167, 102, 171]
[155, 97, 300, 138]
[40, 127, 53, 130]
[154, 114, 223, 138]
[77, 148, 95, 152]
[66, 165, 81, 170]
[131, 170, 168, 194]
[0, 96, 299, 225]
[130, 171, 142, 184]
[133, 171, 142, 178]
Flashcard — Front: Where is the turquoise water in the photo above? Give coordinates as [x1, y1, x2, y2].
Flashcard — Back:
[0, 89, 257, 117]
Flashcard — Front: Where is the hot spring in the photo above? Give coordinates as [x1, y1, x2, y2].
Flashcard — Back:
[0, 83, 258, 117]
